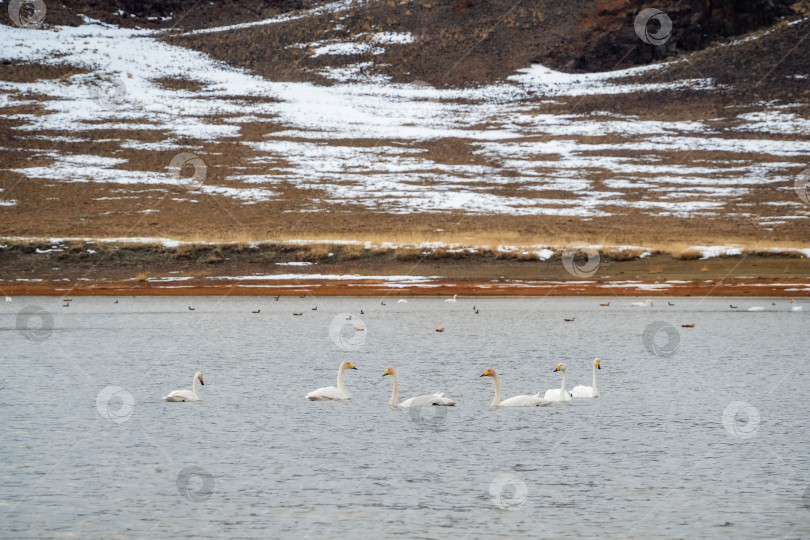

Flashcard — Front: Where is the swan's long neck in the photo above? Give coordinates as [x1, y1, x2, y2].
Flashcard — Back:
[389, 372, 399, 407]
[337, 365, 350, 397]
[560, 369, 567, 395]
[592, 364, 598, 394]
[192, 375, 200, 397]
[491, 372, 501, 407]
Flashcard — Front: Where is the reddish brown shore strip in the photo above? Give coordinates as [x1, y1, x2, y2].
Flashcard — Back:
[3, 279, 810, 297]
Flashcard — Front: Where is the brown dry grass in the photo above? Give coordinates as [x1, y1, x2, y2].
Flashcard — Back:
[604, 247, 648, 261]
[676, 248, 708, 260]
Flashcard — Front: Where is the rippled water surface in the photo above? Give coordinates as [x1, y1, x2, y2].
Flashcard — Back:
[2, 296, 809, 539]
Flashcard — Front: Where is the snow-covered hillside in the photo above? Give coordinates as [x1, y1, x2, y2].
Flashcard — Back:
[1, 13, 809, 235]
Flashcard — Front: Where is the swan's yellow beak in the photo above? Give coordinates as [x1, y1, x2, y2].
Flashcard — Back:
[347, 363, 357, 370]
[383, 368, 390, 377]
[554, 365, 561, 372]
[480, 370, 491, 377]
[596, 360, 601, 369]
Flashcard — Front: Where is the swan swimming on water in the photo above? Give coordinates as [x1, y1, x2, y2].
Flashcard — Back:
[480, 368, 549, 407]
[164, 372, 204, 402]
[306, 361, 357, 401]
[444, 294, 458, 303]
[383, 366, 455, 407]
[570, 358, 601, 398]
[544, 363, 572, 402]
[630, 299, 653, 307]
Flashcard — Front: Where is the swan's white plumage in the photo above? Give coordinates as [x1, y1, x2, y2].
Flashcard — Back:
[748, 306, 766, 312]
[307, 361, 357, 401]
[444, 294, 458, 303]
[791, 305, 803, 312]
[570, 358, 601, 398]
[164, 371, 204, 402]
[498, 394, 547, 407]
[481, 368, 549, 407]
[630, 299, 653, 307]
[306, 386, 349, 400]
[544, 363, 572, 402]
[399, 393, 456, 408]
[384, 367, 455, 407]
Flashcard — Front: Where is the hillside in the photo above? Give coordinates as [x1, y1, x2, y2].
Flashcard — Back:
[0, 0, 809, 289]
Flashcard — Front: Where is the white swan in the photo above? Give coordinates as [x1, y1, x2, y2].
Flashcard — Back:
[383, 366, 455, 407]
[748, 306, 766, 312]
[306, 361, 357, 401]
[630, 299, 653, 307]
[544, 363, 572, 402]
[397, 299, 408, 303]
[480, 368, 549, 407]
[444, 294, 458, 303]
[164, 371, 204, 402]
[790, 299, 802, 311]
[570, 358, 601, 398]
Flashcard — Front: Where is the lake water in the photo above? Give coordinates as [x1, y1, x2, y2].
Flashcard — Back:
[1, 296, 809, 539]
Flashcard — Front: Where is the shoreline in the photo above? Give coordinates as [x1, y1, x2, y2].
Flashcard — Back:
[3, 278, 810, 297]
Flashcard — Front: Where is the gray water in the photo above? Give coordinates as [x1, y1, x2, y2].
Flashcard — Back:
[1, 296, 809, 539]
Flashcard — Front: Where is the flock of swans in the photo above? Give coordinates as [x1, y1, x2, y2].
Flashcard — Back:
[159, 294, 799, 405]
[302, 359, 602, 408]
[162, 359, 602, 407]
